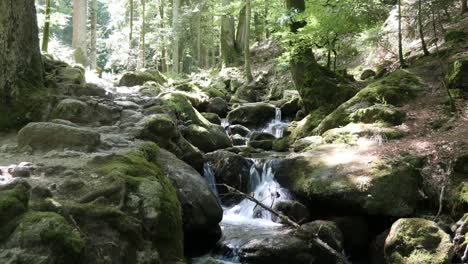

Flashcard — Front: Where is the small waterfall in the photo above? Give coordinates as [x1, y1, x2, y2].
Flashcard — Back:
[0, 166, 13, 186]
[223, 159, 290, 226]
[263, 108, 287, 138]
[203, 162, 220, 200]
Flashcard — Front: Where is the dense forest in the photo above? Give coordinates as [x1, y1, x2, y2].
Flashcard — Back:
[0, 0, 467, 263]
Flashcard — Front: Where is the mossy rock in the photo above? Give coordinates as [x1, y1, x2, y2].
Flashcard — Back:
[322, 123, 404, 145]
[314, 70, 423, 134]
[0, 211, 85, 264]
[182, 124, 232, 152]
[385, 218, 454, 264]
[138, 114, 178, 141]
[272, 137, 290, 152]
[227, 103, 276, 127]
[119, 70, 167, 87]
[174, 82, 198, 92]
[444, 30, 466, 43]
[349, 104, 406, 125]
[89, 142, 184, 261]
[447, 153, 468, 218]
[446, 60, 468, 92]
[0, 182, 30, 230]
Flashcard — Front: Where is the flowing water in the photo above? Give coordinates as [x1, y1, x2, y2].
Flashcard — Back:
[262, 108, 288, 138]
[197, 159, 291, 263]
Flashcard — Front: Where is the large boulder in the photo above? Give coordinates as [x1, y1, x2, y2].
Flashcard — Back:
[205, 150, 254, 204]
[52, 98, 121, 126]
[384, 218, 454, 264]
[119, 70, 167, 87]
[227, 103, 276, 128]
[360, 69, 376, 80]
[136, 114, 204, 171]
[446, 60, 468, 94]
[156, 148, 223, 254]
[274, 144, 424, 216]
[239, 221, 344, 264]
[160, 93, 232, 152]
[17, 122, 101, 152]
[314, 70, 423, 134]
[206, 97, 229, 117]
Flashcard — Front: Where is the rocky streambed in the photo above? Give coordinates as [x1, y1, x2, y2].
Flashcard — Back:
[0, 56, 467, 264]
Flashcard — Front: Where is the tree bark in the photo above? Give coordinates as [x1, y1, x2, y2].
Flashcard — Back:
[245, 0, 253, 82]
[172, 0, 181, 74]
[398, 0, 406, 68]
[72, 0, 88, 66]
[129, 0, 134, 48]
[41, 0, 51, 52]
[462, 0, 468, 14]
[89, 0, 98, 69]
[159, 0, 167, 72]
[0, 0, 44, 129]
[221, 0, 239, 66]
[418, 0, 430, 56]
[236, 5, 247, 53]
[286, 0, 306, 33]
[137, 0, 146, 69]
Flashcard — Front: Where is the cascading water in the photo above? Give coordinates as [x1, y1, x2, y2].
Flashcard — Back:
[202, 162, 220, 200]
[194, 159, 291, 263]
[0, 166, 12, 186]
[262, 108, 287, 138]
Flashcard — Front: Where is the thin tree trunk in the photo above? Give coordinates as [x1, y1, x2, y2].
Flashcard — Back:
[418, 0, 430, 56]
[398, 0, 406, 68]
[264, 0, 270, 38]
[245, 0, 253, 82]
[137, 0, 146, 69]
[41, 0, 51, 52]
[72, 0, 88, 66]
[89, 0, 98, 69]
[159, 0, 167, 72]
[221, 0, 238, 66]
[129, 0, 134, 48]
[196, 5, 202, 65]
[462, 0, 467, 14]
[326, 48, 331, 69]
[172, 0, 181, 74]
[332, 49, 337, 72]
[236, 5, 247, 52]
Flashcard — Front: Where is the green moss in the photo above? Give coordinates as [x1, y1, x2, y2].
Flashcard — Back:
[0, 183, 30, 241]
[14, 211, 85, 263]
[314, 70, 423, 134]
[89, 142, 184, 262]
[272, 137, 290, 152]
[444, 30, 466, 43]
[446, 60, 468, 90]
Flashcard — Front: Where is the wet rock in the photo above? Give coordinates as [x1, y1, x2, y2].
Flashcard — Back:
[248, 132, 276, 150]
[231, 134, 247, 146]
[75, 83, 107, 97]
[360, 69, 376, 80]
[202, 112, 222, 125]
[227, 103, 276, 127]
[280, 97, 301, 120]
[182, 124, 232, 153]
[239, 220, 344, 264]
[273, 200, 311, 223]
[292, 136, 324, 152]
[157, 148, 223, 254]
[10, 162, 35, 178]
[52, 98, 121, 126]
[119, 70, 167, 87]
[206, 97, 229, 117]
[205, 150, 254, 204]
[229, 124, 251, 137]
[17, 122, 101, 152]
[384, 218, 454, 264]
[250, 132, 276, 141]
[275, 144, 424, 216]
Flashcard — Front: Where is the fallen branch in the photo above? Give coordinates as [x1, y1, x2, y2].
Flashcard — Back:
[218, 183, 351, 264]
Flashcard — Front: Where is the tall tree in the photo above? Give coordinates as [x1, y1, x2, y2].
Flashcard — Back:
[137, 0, 146, 69]
[129, 0, 134, 48]
[72, 0, 88, 66]
[41, 0, 52, 52]
[245, 0, 253, 82]
[418, 0, 430, 56]
[0, 0, 44, 129]
[159, 0, 167, 72]
[172, 0, 181, 73]
[397, 0, 406, 68]
[462, 0, 468, 14]
[89, 0, 98, 69]
[221, 0, 239, 66]
[236, 6, 247, 53]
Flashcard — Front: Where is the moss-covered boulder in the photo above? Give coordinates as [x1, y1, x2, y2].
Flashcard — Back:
[206, 97, 229, 117]
[321, 123, 404, 145]
[227, 103, 276, 127]
[52, 98, 121, 126]
[314, 70, 423, 134]
[239, 220, 344, 264]
[275, 145, 424, 216]
[161, 93, 232, 152]
[292, 136, 324, 152]
[119, 70, 167, 87]
[0, 181, 29, 226]
[136, 114, 204, 171]
[444, 30, 466, 43]
[447, 152, 468, 218]
[384, 218, 454, 264]
[201, 112, 222, 125]
[446, 60, 468, 94]
[17, 122, 101, 152]
[157, 148, 222, 254]
[0, 211, 85, 264]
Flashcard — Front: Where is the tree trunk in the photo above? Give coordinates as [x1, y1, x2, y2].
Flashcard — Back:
[0, 0, 44, 129]
[72, 0, 88, 66]
[129, 0, 134, 48]
[418, 0, 430, 56]
[41, 0, 51, 52]
[137, 0, 146, 69]
[245, 0, 253, 82]
[398, 0, 406, 68]
[286, 0, 306, 33]
[462, 0, 468, 14]
[254, 12, 263, 42]
[236, 6, 247, 52]
[264, 0, 270, 39]
[196, 5, 202, 65]
[159, 0, 167, 72]
[89, 0, 98, 69]
[221, 0, 239, 66]
[172, 0, 181, 74]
